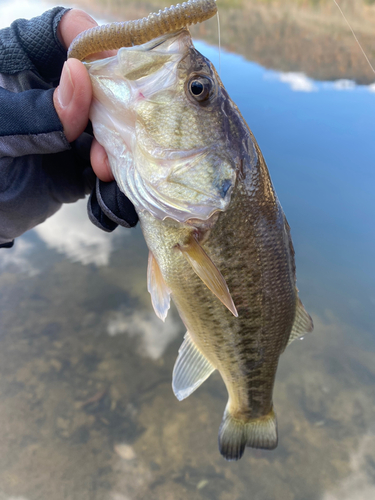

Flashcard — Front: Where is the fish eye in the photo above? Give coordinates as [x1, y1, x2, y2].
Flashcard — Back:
[188, 76, 213, 102]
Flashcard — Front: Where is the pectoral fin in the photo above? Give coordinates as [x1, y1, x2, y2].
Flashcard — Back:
[172, 331, 216, 401]
[147, 251, 171, 322]
[287, 297, 314, 346]
[178, 237, 238, 317]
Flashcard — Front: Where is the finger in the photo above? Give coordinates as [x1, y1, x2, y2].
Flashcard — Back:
[53, 58, 92, 143]
[57, 9, 97, 50]
[90, 138, 114, 182]
[58, 9, 118, 59]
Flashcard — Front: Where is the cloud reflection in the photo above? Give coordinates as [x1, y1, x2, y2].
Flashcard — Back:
[332, 79, 356, 91]
[107, 309, 181, 360]
[277, 72, 318, 92]
[34, 199, 122, 267]
[268, 70, 375, 94]
[0, 239, 38, 276]
[322, 432, 375, 500]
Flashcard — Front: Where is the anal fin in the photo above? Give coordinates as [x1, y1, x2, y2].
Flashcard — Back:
[172, 331, 216, 401]
[147, 251, 171, 322]
[178, 236, 238, 317]
[287, 297, 314, 346]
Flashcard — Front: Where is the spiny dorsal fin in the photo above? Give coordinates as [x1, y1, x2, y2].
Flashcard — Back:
[147, 251, 171, 322]
[178, 236, 238, 317]
[172, 331, 216, 401]
[287, 297, 314, 346]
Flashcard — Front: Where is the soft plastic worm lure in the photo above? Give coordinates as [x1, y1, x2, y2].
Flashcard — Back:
[68, 0, 217, 61]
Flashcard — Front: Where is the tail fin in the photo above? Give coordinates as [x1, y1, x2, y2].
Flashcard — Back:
[218, 407, 278, 461]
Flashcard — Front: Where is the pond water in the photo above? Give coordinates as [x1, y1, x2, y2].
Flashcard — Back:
[0, 1, 374, 499]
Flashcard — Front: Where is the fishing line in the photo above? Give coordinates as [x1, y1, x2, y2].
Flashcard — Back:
[216, 10, 221, 76]
[332, 0, 375, 74]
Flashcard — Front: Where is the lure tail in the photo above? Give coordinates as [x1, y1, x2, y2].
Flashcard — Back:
[218, 407, 278, 461]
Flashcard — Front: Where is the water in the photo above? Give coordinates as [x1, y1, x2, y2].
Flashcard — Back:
[0, 1, 375, 499]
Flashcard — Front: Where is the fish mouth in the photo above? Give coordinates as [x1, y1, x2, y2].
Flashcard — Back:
[140, 29, 188, 52]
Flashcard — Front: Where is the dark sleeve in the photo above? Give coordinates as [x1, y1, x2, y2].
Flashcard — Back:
[0, 7, 71, 156]
[0, 86, 69, 157]
[0, 7, 95, 247]
[0, 133, 95, 247]
[0, 7, 69, 83]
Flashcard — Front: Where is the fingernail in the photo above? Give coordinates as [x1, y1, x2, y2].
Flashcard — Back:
[57, 61, 74, 108]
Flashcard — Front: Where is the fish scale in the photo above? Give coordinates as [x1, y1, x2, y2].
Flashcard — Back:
[85, 26, 313, 461]
[140, 154, 295, 418]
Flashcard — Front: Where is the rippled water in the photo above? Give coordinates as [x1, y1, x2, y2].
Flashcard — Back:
[0, 1, 375, 499]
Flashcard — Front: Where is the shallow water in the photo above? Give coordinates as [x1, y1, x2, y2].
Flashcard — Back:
[0, 1, 375, 499]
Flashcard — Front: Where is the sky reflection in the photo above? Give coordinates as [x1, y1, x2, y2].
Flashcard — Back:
[0, 2, 374, 500]
[34, 199, 122, 267]
[195, 40, 375, 328]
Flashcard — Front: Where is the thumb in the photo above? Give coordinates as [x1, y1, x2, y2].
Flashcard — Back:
[53, 58, 92, 143]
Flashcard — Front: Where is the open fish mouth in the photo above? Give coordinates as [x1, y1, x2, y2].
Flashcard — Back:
[86, 28, 238, 223]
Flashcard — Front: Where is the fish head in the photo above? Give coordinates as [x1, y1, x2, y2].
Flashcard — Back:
[87, 29, 254, 223]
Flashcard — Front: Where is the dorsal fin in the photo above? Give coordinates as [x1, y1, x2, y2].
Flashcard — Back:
[172, 331, 216, 401]
[178, 236, 238, 317]
[147, 251, 171, 322]
[287, 297, 314, 346]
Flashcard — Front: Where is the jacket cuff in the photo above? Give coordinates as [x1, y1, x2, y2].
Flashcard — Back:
[0, 240, 14, 249]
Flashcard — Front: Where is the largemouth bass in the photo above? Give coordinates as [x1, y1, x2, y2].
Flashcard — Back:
[85, 27, 313, 461]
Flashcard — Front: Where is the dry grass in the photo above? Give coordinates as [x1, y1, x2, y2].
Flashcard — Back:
[72, 0, 375, 83]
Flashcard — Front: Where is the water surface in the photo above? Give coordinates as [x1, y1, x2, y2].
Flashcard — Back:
[0, 1, 374, 499]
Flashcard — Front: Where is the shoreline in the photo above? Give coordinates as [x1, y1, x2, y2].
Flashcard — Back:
[71, 0, 375, 84]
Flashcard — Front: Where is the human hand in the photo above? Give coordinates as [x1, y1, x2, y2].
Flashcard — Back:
[0, 7, 137, 248]
[54, 9, 137, 232]
[54, 9, 114, 182]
